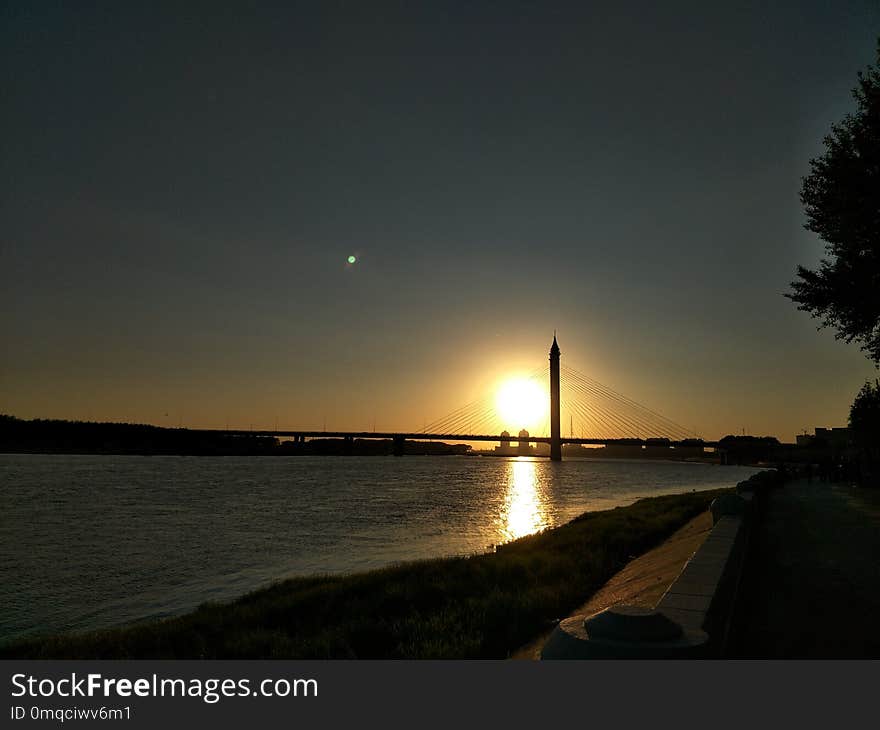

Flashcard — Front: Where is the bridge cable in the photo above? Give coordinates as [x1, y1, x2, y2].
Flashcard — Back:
[562, 365, 697, 439]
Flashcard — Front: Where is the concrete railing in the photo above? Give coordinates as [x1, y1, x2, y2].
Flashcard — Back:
[541, 471, 778, 659]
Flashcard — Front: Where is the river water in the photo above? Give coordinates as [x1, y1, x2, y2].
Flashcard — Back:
[0, 454, 761, 642]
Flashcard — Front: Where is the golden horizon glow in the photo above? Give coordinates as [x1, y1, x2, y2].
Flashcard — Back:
[495, 376, 549, 433]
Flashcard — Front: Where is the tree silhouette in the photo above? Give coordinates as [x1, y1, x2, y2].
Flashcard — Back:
[850, 380, 880, 440]
[849, 380, 880, 483]
[786, 40, 880, 364]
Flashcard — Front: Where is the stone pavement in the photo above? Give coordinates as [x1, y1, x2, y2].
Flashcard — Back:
[512, 510, 713, 659]
[730, 479, 880, 658]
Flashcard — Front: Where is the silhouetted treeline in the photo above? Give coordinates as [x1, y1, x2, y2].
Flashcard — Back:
[0, 415, 279, 455]
[0, 415, 471, 457]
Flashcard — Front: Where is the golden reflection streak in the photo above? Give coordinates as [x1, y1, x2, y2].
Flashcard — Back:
[500, 459, 549, 542]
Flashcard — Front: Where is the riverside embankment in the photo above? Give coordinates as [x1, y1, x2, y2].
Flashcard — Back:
[1, 488, 732, 659]
[512, 509, 714, 659]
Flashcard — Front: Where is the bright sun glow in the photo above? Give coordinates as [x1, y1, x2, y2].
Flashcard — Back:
[495, 377, 549, 432]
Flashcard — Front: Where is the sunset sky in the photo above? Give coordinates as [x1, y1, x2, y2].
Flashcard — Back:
[2, 1, 879, 442]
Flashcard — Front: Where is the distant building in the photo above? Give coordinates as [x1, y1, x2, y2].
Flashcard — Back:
[798, 427, 850, 450]
[495, 430, 513, 455]
[517, 429, 531, 455]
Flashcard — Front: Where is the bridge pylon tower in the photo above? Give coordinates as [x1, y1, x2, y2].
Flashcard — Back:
[550, 334, 562, 461]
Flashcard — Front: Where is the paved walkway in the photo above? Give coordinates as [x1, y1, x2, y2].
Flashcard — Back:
[731, 479, 880, 658]
[512, 510, 713, 659]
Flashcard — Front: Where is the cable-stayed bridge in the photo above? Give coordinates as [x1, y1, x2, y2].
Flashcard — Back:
[204, 337, 716, 460]
[421, 365, 698, 443]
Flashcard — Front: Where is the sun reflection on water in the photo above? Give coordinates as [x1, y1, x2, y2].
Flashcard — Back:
[500, 459, 549, 542]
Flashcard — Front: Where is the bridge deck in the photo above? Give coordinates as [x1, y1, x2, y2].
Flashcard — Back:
[193, 429, 718, 448]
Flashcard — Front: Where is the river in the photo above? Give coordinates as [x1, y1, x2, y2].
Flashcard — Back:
[0, 454, 761, 642]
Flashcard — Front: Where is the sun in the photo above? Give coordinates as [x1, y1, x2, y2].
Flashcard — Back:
[495, 377, 549, 432]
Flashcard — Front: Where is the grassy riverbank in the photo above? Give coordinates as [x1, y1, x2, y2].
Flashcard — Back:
[2, 488, 731, 659]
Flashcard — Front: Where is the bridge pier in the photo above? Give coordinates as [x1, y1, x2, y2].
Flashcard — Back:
[393, 434, 405, 457]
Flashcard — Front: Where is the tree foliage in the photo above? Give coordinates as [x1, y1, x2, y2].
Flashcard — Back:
[849, 380, 880, 451]
[787, 41, 880, 363]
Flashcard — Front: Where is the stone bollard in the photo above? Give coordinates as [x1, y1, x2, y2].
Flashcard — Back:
[540, 605, 708, 659]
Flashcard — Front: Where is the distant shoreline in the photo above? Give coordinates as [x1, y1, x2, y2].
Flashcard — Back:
[0, 415, 468, 457]
[1, 449, 720, 462]
[0, 415, 722, 460]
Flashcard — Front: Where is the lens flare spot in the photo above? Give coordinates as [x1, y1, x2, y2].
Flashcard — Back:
[347, 255, 357, 264]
